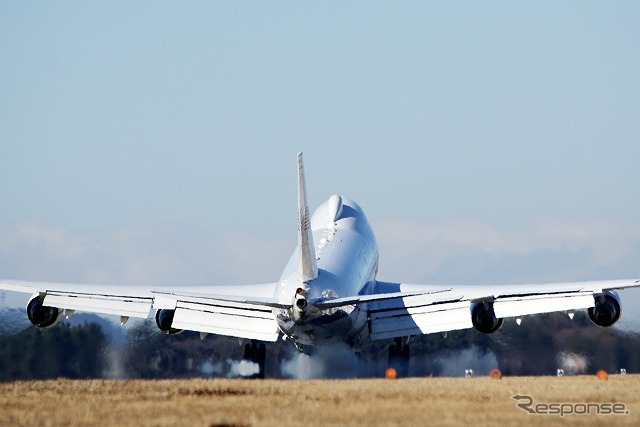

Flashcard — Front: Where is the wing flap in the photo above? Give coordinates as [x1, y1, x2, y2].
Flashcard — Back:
[493, 292, 595, 318]
[172, 307, 278, 342]
[369, 300, 472, 340]
[157, 296, 280, 342]
[365, 278, 640, 341]
[44, 291, 153, 318]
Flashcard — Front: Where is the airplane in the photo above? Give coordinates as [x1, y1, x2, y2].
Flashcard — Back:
[1, 152, 639, 378]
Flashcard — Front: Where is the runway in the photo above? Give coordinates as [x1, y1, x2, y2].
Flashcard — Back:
[1, 375, 638, 426]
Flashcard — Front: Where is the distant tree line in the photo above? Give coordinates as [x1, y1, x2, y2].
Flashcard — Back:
[386, 311, 640, 377]
[0, 322, 106, 381]
[1, 310, 639, 380]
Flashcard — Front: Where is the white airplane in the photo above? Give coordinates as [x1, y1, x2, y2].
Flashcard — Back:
[1, 152, 639, 377]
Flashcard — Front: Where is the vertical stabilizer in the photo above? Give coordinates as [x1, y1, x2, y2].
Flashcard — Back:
[297, 152, 318, 282]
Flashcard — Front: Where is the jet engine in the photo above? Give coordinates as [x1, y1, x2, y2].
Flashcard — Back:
[588, 291, 621, 327]
[155, 309, 182, 334]
[26, 294, 61, 328]
[471, 301, 503, 333]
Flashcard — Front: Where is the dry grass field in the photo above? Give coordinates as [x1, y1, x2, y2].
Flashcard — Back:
[1, 375, 639, 426]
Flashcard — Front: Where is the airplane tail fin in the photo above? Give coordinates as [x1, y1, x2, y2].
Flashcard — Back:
[297, 152, 318, 282]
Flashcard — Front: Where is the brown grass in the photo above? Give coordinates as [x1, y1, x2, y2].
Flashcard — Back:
[1, 375, 639, 426]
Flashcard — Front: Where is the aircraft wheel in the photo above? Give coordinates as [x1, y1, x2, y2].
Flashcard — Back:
[243, 341, 266, 378]
[388, 344, 401, 375]
[244, 343, 253, 360]
[400, 344, 410, 378]
[258, 343, 267, 378]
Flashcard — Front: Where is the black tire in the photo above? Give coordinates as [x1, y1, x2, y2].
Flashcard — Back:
[388, 345, 397, 362]
[400, 345, 411, 377]
[257, 343, 267, 378]
[388, 345, 400, 374]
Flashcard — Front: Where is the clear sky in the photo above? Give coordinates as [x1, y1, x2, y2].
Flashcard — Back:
[2, 2, 640, 322]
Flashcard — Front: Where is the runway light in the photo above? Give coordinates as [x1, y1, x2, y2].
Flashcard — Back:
[596, 370, 608, 380]
[385, 368, 397, 379]
[489, 369, 502, 380]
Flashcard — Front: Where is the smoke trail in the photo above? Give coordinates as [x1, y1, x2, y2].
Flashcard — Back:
[227, 359, 260, 377]
[102, 346, 127, 379]
[613, 317, 640, 336]
[198, 360, 224, 377]
[280, 343, 362, 379]
[556, 351, 588, 375]
[433, 346, 499, 377]
[200, 357, 260, 378]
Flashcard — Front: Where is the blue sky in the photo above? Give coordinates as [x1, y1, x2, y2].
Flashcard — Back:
[2, 2, 640, 322]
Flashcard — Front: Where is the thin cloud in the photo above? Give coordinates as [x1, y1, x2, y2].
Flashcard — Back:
[373, 218, 640, 283]
[2, 219, 640, 320]
[0, 222, 289, 287]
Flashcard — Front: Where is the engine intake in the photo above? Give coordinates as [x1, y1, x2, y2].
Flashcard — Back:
[26, 294, 61, 328]
[155, 309, 182, 335]
[588, 291, 621, 327]
[472, 302, 503, 334]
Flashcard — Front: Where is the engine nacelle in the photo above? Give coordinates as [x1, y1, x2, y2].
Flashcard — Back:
[26, 294, 61, 328]
[471, 301, 503, 334]
[155, 309, 182, 335]
[588, 291, 621, 327]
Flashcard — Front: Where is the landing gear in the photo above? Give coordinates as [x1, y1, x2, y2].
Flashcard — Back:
[243, 340, 267, 378]
[388, 337, 410, 378]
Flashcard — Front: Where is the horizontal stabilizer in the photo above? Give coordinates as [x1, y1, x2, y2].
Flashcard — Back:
[310, 288, 452, 310]
[152, 290, 291, 310]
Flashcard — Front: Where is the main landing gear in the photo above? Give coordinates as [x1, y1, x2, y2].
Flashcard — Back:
[243, 340, 267, 378]
[388, 337, 410, 378]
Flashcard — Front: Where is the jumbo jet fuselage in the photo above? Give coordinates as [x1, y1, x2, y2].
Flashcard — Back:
[274, 195, 379, 346]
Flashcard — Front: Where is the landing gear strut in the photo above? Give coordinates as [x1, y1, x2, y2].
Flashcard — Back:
[243, 340, 267, 378]
[388, 337, 410, 378]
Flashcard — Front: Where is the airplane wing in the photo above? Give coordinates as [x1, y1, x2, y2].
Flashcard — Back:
[0, 279, 286, 342]
[355, 279, 640, 340]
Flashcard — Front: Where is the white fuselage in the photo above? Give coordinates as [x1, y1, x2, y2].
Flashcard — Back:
[274, 196, 379, 346]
